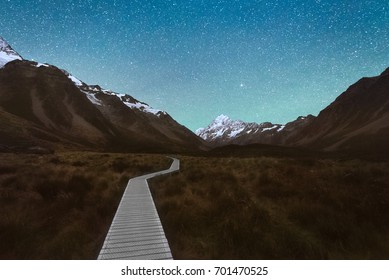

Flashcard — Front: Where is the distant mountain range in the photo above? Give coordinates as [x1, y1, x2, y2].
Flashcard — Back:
[196, 114, 315, 147]
[1, 36, 388, 157]
[197, 69, 389, 157]
[0, 36, 206, 153]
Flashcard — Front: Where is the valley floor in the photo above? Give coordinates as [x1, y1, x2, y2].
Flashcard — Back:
[0, 152, 170, 259]
[1, 151, 388, 259]
[150, 155, 389, 259]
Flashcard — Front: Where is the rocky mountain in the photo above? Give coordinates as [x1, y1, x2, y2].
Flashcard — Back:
[196, 114, 314, 147]
[0, 37, 205, 153]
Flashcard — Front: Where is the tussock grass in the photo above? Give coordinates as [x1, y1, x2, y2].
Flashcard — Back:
[0, 152, 170, 259]
[150, 156, 389, 259]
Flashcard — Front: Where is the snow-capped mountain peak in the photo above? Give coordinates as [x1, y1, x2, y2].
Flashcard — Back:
[196, 114, 316, 147]
[196, 115, 253, 141]
[0, 37, 23, 68]
[213, 114, 232, 125]
[196, 114, 314, 146]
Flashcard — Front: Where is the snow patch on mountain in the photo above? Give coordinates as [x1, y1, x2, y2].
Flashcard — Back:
[35, 62, 49, 68]
[0, 37, 23, 68]
[69, 75, 83, 86]
[83, 91, 103, 106]
[59, 69, 166, 116]
[229, 127, 245, 138]
[262, 125, 278, 132]
[121, 95, 166, 116]
[64, 72, 84, 87]
[123, 100, 163, 115]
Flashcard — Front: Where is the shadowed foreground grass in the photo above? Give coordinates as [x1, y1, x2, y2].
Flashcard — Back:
[150, 156, 389, 259]
[0, 152, 170, 259]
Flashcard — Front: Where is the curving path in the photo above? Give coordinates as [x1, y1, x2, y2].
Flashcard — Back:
[98, 157, 179, 260]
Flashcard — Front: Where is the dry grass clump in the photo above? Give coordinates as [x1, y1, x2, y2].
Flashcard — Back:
[150, 156, 389, 259]
[0, 152, 170, 259]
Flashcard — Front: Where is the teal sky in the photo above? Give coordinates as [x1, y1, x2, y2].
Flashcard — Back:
[1, 0, 389, 130]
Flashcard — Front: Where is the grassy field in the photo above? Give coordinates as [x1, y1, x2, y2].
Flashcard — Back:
[0, 152, 170, 259]
[2, 151, 388, 260]
[150, 156, 389, 259]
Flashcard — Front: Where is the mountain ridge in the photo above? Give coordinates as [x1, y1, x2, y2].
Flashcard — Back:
[0, 37, 206, 153]
[196, 114, 315, 147]
[290, 67, 389, 155]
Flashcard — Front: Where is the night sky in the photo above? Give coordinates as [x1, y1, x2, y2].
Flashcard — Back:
[1, 0, 389, 131]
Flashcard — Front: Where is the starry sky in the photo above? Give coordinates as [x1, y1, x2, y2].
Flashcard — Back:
[1, 0, 389, 131]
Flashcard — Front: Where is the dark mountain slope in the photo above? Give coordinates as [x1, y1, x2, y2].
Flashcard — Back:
[0, 44, 206, 153]
[292, 68, 389, 156]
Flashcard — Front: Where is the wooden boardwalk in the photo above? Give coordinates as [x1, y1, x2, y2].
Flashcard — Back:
[98, 158, 179, 260]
